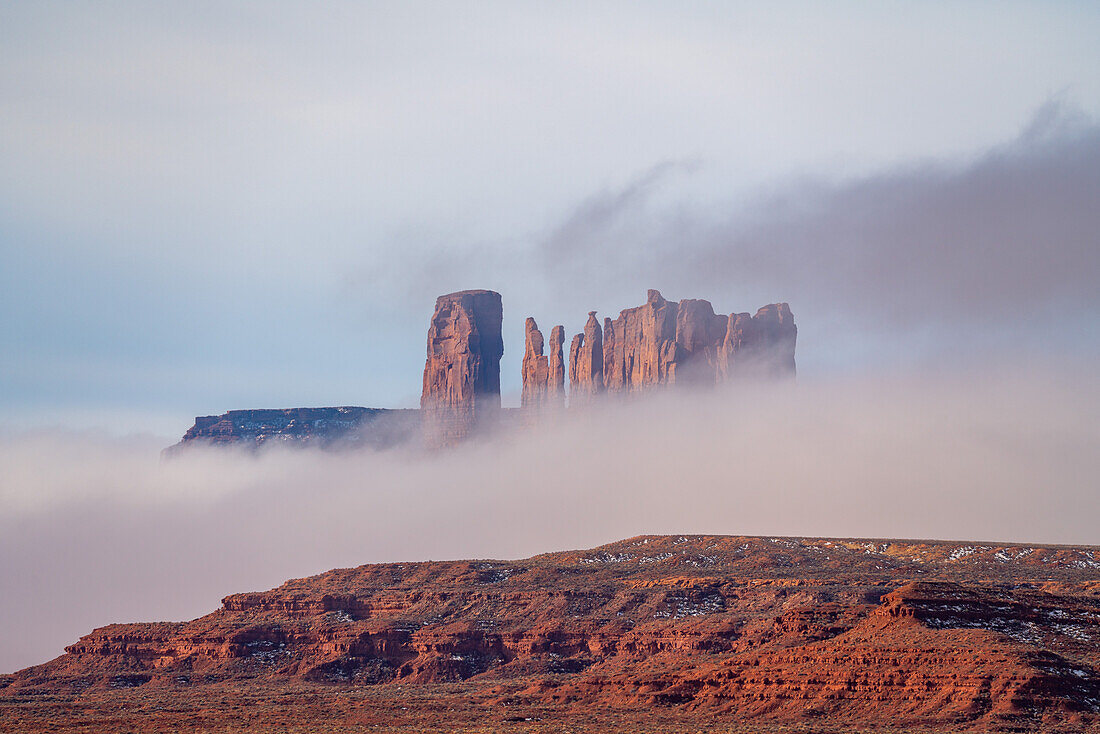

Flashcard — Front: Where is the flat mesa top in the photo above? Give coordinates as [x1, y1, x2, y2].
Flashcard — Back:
[436, 289, 501, 301]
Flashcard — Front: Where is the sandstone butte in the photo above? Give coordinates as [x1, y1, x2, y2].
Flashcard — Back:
[419, 289, 505, 447]
[4, 535, 1099, 733]
[524, 289, 796, 414]
[549, 289, 796, 404]
[168, 288, 797, 451]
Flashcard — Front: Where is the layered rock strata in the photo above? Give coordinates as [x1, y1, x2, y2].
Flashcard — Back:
[420, 290, 504, 447]
[9, 536, 1099, 732]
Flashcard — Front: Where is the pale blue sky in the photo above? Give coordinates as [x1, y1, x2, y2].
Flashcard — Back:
[2, 1, 1099, 435]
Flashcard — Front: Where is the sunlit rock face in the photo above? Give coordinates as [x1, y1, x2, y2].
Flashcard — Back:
[568, 312, 605, 405]
[11, 535, 1100, 732]
[547, 325, 566, 409]
[420, 289, 504, 447]
[600, 290, 797, 394]
[521, 318, 549, 410]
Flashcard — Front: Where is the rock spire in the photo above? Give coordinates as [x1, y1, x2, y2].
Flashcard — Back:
[569, 311, 604, 404]
[547, 325, 566, 408]
[520, 318, 549, 409]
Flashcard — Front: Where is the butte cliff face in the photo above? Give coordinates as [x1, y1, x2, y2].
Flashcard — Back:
[525, 291, 797, 404]
[172, 289, 796, 452]
[420, 290, 505, 447]
[603, 290, 796, 391]
[568, 312, 604, 404]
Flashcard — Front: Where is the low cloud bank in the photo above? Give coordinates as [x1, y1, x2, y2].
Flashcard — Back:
[2, 363, 1097, 673]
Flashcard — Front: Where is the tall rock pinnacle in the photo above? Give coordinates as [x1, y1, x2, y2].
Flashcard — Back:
[520, 317, 549, 410]
[569, 312, 604, 405]
[420, 289, 503, 447]
[547, 325, 566, 408]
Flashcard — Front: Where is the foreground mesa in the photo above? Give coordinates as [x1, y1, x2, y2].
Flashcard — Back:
[5, 535, 1099, 732]
[171, 289, 795, 451]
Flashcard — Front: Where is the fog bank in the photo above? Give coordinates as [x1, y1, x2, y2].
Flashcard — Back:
[2, 363, 1097, 672]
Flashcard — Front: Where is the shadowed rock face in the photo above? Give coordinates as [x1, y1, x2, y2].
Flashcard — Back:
[421, 290, 504, 447]
[720, 302, 797, 378]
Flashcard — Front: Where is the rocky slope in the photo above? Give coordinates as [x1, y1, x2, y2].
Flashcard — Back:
[4, 536, 1098, 732]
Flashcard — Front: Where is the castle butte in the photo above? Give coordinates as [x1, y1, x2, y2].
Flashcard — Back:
[171, 289, 795, 451]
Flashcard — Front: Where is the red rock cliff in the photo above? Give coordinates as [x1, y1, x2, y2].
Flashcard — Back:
[420, 290, 504, 446]
[602, 290, 796, 393]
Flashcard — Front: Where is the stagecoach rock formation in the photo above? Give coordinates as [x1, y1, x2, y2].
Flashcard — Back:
[420, 289, 504, 447]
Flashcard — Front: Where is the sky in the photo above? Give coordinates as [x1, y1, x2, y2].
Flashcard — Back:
[2, 1, 1100, 431]
[1, 1, 1100, 673]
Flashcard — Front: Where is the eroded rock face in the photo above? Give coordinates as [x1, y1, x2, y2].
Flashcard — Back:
[521, 318, 549, 410]
[719, 303, 797, 378]
[421, 290, 504, 446]
[569, 312, 604, 404]
[547, 326, 566, 408]
[601, 290, 796, 393]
